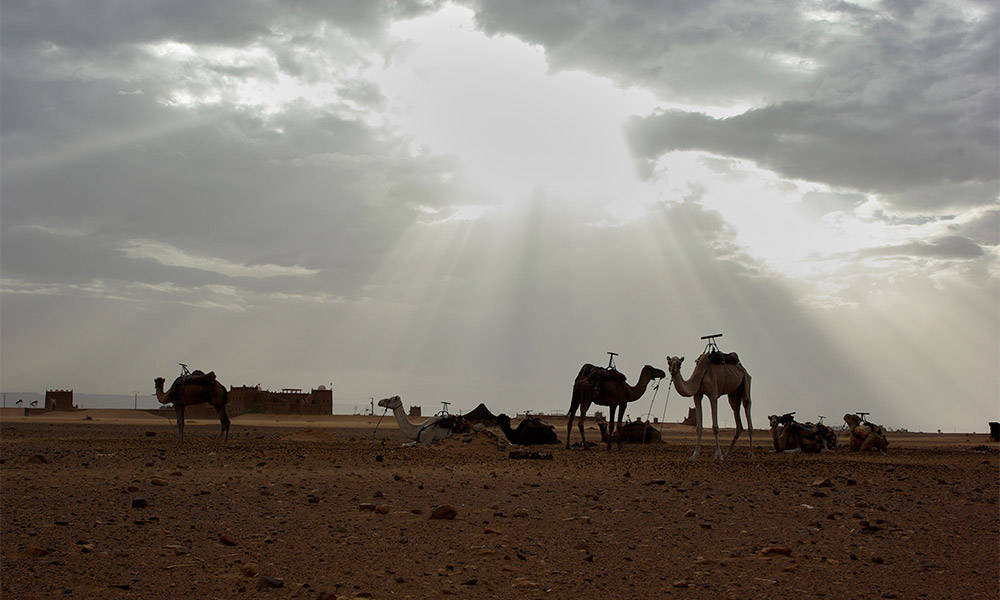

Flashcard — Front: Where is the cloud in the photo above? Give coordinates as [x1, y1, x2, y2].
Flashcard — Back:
[464, 0, 998, 212]
[855, 235, 985, 260]
[120, 239, 319, 278]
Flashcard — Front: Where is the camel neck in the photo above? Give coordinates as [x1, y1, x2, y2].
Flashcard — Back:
[670, 360, 707, 397]
[627, 370, 654, 400]
[390, 405, 421, 438]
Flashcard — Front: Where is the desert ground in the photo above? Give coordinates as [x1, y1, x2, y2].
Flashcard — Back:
[2, 409, 997, 599]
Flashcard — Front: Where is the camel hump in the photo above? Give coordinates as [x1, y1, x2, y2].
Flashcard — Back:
[707, 351, 741, 366]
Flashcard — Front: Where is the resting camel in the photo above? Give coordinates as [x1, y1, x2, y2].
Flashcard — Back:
[566, 364, 665, 450]
[154, 371, 230, 443]
[598, 419, 662, 444]
[843, 413, 888, 452]
[768, 413, 837, 453]
[378, 396, 464, 445]
[666, 353, 752, 459]
[496, 414, 559, 445]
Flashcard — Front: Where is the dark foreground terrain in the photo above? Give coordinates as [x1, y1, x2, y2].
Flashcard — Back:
[2, 419, 997, 599]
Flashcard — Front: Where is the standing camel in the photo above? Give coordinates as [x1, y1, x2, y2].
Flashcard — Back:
[566, 364, 665, 450]
[666, 354, 753, 459]
[154, 371, 230, 443]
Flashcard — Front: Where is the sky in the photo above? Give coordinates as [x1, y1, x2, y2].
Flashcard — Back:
[1, 0, 997, 431]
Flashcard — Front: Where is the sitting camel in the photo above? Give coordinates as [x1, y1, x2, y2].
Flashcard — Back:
[597, 419, 662, 444]
[768, 413, 837, 453]
[154, 370, 230, 443]
[666, 353, 752, 459]
[377, 396, 467, 445]
[843, 414, 888, 452]
[496, 414, 559, 446]
[567, 364, 665, 450]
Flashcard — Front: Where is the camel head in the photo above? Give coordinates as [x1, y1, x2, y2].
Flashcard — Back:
[377, 395, 402, 410]
[665, 356, 684, 375]
[843, 413, 861, 429]
[768, 414, 780, 429]
[154, 377, 165, 392]
[642, 365, 667, 380]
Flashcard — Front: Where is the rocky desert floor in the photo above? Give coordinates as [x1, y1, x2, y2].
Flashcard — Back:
[2, 411, 997, 599]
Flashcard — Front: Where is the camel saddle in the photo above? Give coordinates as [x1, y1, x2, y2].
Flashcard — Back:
[583, 366, 627, 385]
[172, 370, 217, 388]
[707, 351, 741, 365]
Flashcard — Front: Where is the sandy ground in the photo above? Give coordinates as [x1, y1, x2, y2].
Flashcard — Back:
[2, 410, 997, 599]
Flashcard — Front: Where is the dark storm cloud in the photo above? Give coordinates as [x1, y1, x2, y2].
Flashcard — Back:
[463, 0, 999, 209]
[1, 0, 442, 50]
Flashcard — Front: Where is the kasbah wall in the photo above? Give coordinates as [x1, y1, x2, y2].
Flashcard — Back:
[225, 385, 332, 417]
[181, 385, 333, 418]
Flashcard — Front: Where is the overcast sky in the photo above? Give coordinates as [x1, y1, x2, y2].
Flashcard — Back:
[2, 1, 997, 431]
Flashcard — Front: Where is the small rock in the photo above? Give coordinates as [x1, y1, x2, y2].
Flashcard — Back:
[684, 510, 696, 518]
[646, 479, 667, 485]
[812, 491, 828, 498]
[240, 562, 260, 577]
[375, 505, 390, 514]
[256, 575, 284, 589]
[811, 478, 833, 488]
[28, 454, 50, 464]
[358, 503, 376, 512]
[484, 527, 501, 534]
[131, 498, 148, 509]
[126, 484, 140, 493]
[512, 508, 530, 518]
[672, 581, 689, 588]
[219, 534, 238, 546]
[429, 505, 457, 520]
[761, 547, 792, 556]
[461, 578, 478, 585]
[150, 478, 167, 486]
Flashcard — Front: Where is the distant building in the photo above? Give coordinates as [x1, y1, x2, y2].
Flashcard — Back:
[45, 390, 76, 411]
[225, 385, 333, 417]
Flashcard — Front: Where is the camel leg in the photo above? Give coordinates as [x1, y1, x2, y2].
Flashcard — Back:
[609, 404, 628, 450]
[743, 374, 753, 457]
[606, 404, 617, 451]
[175, 404, 185, 443]
[566, 393, 579, 449]
[690, 395, 703, 460]
[710, 396, 723, 460]
[216, 405, 230, 442]
[728, 399, 743, 457]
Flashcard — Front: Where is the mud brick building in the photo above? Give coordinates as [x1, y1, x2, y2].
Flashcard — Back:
[224, 385, 333, 417]
[45, 390, 76, 411]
